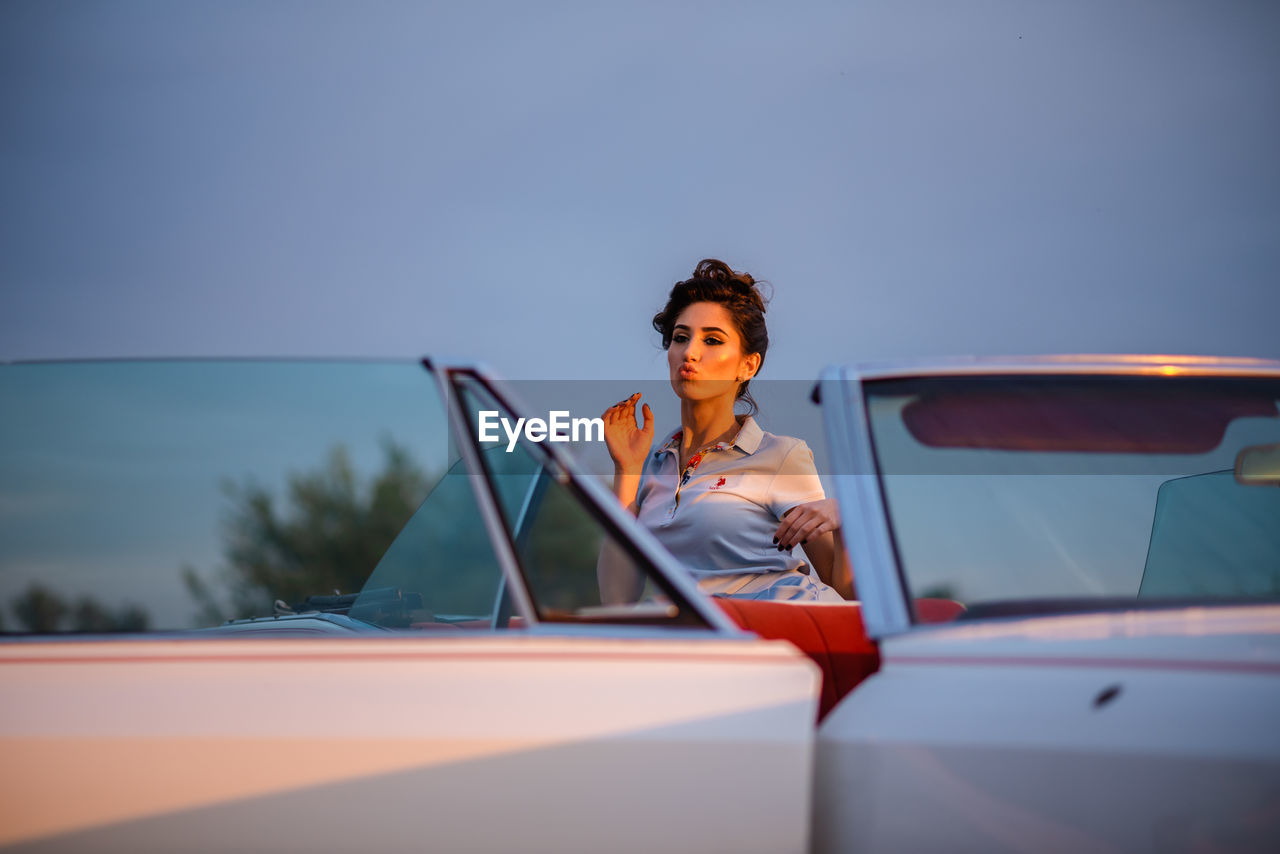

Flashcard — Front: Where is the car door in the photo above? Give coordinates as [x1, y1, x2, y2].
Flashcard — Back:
[0, 359, 819, 854]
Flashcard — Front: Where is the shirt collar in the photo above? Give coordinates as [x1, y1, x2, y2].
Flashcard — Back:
[732, 415, 764, 455]
[655, 415, 764, 458]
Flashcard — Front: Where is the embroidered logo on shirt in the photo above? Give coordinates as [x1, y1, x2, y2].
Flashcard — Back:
[679, 444, 730, 487]
[709, 476, 727, 490]
[659, 427, 740, 509]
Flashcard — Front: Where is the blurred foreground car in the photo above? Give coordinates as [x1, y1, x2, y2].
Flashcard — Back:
[1, 356, 1278, 853]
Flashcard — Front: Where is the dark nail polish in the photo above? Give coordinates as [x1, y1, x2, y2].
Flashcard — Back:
[772, 537, 778, 544]
[800, 539, 807, 545]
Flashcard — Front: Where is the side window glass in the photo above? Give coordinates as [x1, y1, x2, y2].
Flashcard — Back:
[454, 376, 708, 627]
[1140, 470, 1280, 598]
[349, 453, 510, 629]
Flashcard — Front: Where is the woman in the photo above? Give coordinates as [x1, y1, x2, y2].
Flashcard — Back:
[600, 259, 852, 602]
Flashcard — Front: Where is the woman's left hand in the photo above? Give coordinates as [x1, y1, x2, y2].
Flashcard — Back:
[774, 498, 841, 550]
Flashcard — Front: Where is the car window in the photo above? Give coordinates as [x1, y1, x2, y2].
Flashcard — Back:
[859, 375, 1280, 617]
[347, 451, 514, 629]
[1140, 470, 1280, 598]
[452, 373, 710, 627]
[0, 361, 450, 633]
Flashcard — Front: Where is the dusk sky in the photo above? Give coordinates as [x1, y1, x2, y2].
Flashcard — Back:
[3, 1, 1278, 382]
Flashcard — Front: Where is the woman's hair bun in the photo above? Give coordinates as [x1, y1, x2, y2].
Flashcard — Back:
[691, 258, 741, 283]
[689, 259, 767, 310]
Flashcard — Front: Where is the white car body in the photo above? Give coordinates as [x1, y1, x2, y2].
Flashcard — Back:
[817, 608, 1280, 853]
[2, 635, 816, 852]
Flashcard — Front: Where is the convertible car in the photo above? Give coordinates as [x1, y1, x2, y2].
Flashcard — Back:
[1, 356, 1277, 852]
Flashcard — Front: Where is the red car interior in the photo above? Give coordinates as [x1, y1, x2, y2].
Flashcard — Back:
[716, 598, 964, 720]
[715, 599, 880, 720]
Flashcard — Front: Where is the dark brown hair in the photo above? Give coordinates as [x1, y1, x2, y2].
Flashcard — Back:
[652, 258, 770, 415]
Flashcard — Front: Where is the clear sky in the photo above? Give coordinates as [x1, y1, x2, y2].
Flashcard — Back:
[3, 1, 1278, 381]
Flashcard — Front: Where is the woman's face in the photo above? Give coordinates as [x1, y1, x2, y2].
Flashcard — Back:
[667, 301, 761, 404]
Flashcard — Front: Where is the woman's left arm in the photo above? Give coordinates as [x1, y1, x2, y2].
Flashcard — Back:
[775, 499, 854, 599]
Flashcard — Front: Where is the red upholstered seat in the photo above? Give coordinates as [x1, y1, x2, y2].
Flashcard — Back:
[715, 599, 880, 720]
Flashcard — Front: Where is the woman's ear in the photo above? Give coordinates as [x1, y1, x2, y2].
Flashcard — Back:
[742, 352, 762, 380]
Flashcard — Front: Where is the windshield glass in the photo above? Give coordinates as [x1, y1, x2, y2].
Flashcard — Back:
[0, 361, 446, 632]
[863, 375, 1280, 616]
[349, 451, 514, 628]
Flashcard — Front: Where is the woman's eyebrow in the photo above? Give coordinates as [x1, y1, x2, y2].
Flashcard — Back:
[673, 324, 729, 335]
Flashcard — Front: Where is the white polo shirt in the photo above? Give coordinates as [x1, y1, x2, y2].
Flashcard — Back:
[634, 416, 826, 580]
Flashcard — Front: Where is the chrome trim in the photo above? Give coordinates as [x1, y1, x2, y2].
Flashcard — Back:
[425, 361, 541, 627]
[490, 470, 550, 629]
[842, 354, 1280, 382]
[818, 367, 911, 638]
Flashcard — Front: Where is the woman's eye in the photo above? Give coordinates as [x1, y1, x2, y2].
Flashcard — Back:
[672, 333, 689, 343]
[704, 337, 723, 346]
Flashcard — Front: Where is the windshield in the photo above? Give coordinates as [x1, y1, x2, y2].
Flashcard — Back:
[0, 361, 446, 632]
[0, 360, 716, 635]
[862, 375, 1280, 616]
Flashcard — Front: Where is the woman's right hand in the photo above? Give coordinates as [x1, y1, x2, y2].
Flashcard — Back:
[602, 393, 654, 474]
